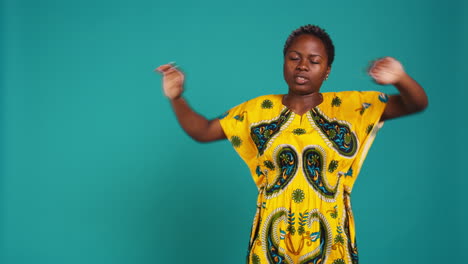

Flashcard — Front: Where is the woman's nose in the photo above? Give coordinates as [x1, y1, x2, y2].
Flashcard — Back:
[296, 62, 308, 71]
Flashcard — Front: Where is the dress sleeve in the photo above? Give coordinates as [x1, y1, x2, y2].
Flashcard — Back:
[218, 100, 258, 173]
[342, 91, 389, 192]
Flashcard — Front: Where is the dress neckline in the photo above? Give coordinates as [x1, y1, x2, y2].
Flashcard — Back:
[280, 94, 323, 116]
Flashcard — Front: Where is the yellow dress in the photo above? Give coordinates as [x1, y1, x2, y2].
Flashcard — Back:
[219, 91, 388, 264]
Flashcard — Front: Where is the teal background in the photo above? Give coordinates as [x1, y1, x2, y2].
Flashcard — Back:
[2, 0, 466, 263]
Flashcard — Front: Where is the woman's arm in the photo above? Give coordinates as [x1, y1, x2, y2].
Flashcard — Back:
[368, 57, 428, 121]
[156, 63, 226, 142]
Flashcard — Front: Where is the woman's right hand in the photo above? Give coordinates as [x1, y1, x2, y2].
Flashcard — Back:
[155, 63, 185, 100]
[155, 62, 226, 142]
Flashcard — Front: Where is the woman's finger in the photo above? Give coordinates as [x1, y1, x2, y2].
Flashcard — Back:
[162, 67, 184, 78]
[155, 62, 177, 73]
[155, 64, 171, 72]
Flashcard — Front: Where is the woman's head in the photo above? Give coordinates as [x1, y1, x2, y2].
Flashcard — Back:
[283, 25, 335, 67]
[283, 25, 334, 95]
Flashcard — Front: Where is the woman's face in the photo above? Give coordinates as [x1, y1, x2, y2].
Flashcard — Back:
[283, 34, 331, 95]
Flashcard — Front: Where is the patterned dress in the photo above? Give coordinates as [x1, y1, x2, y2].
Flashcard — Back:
[219, 91, 388, 264]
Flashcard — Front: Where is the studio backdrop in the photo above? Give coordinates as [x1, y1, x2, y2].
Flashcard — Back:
[1, 0, 466, 263]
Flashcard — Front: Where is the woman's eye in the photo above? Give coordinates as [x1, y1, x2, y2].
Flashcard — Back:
[310, 61, 320, 64]
[290, 57, 299, 60]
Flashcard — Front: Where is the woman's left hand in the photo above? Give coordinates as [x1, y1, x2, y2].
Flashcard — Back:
[368, 57, 406, 85]
[371, 56, 428, 121]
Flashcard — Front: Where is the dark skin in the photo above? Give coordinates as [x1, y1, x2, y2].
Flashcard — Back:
[282, 34, 330, 115]
[156, 34, 428, 142]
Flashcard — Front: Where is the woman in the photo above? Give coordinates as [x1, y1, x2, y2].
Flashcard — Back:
[156, 25, 427, 264]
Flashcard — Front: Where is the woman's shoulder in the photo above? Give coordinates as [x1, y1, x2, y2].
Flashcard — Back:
[247, 94, 283, 103]
[236, 94, 284, 109]
[321, 91, 388, 105]
[318, 91, 389, 123]
[322, 90, 383, 98]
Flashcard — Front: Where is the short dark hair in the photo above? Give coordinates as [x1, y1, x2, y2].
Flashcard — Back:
[283, 24, 335, 66]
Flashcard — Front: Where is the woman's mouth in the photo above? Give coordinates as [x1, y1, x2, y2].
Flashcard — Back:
[295, 76, 309, 85]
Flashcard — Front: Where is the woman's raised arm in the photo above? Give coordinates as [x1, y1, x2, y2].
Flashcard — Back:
[368, 57, 428, 121]
[156, 63, 226, 142]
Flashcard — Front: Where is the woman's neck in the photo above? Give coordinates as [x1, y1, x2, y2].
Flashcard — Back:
[282, 92, 323, 115]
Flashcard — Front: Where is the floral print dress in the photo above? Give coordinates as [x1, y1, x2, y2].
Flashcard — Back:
[219, 91, 388, 264]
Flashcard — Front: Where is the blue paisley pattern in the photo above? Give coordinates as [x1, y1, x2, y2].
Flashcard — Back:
[262, 208, 332, 264]
[299, 211, 332, 264]
[309, 108, 358, 157]
[265, 145, 298, 198]
[250, 109, 292, 156]
[344, 191, 359, 264]
[264, 209, 288, 264]
[303, 146, 340, 201]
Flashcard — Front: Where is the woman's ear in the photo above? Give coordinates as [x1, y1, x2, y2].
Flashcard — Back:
[325, 66, 331, 80]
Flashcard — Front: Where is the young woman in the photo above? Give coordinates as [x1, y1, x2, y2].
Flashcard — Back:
[156, 25, 428, 264]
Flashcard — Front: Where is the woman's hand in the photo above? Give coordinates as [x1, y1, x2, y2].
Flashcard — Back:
[369, 57, 428, 121]
[368, 57, 406, 85]
[154, 62, 226, 142]
[155, 62, 185, 100]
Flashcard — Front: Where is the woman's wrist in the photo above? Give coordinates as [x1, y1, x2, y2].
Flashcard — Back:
[169, 93, 184, 103]
[393, 72, 411, 88]
[166, 86, 184, 101]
